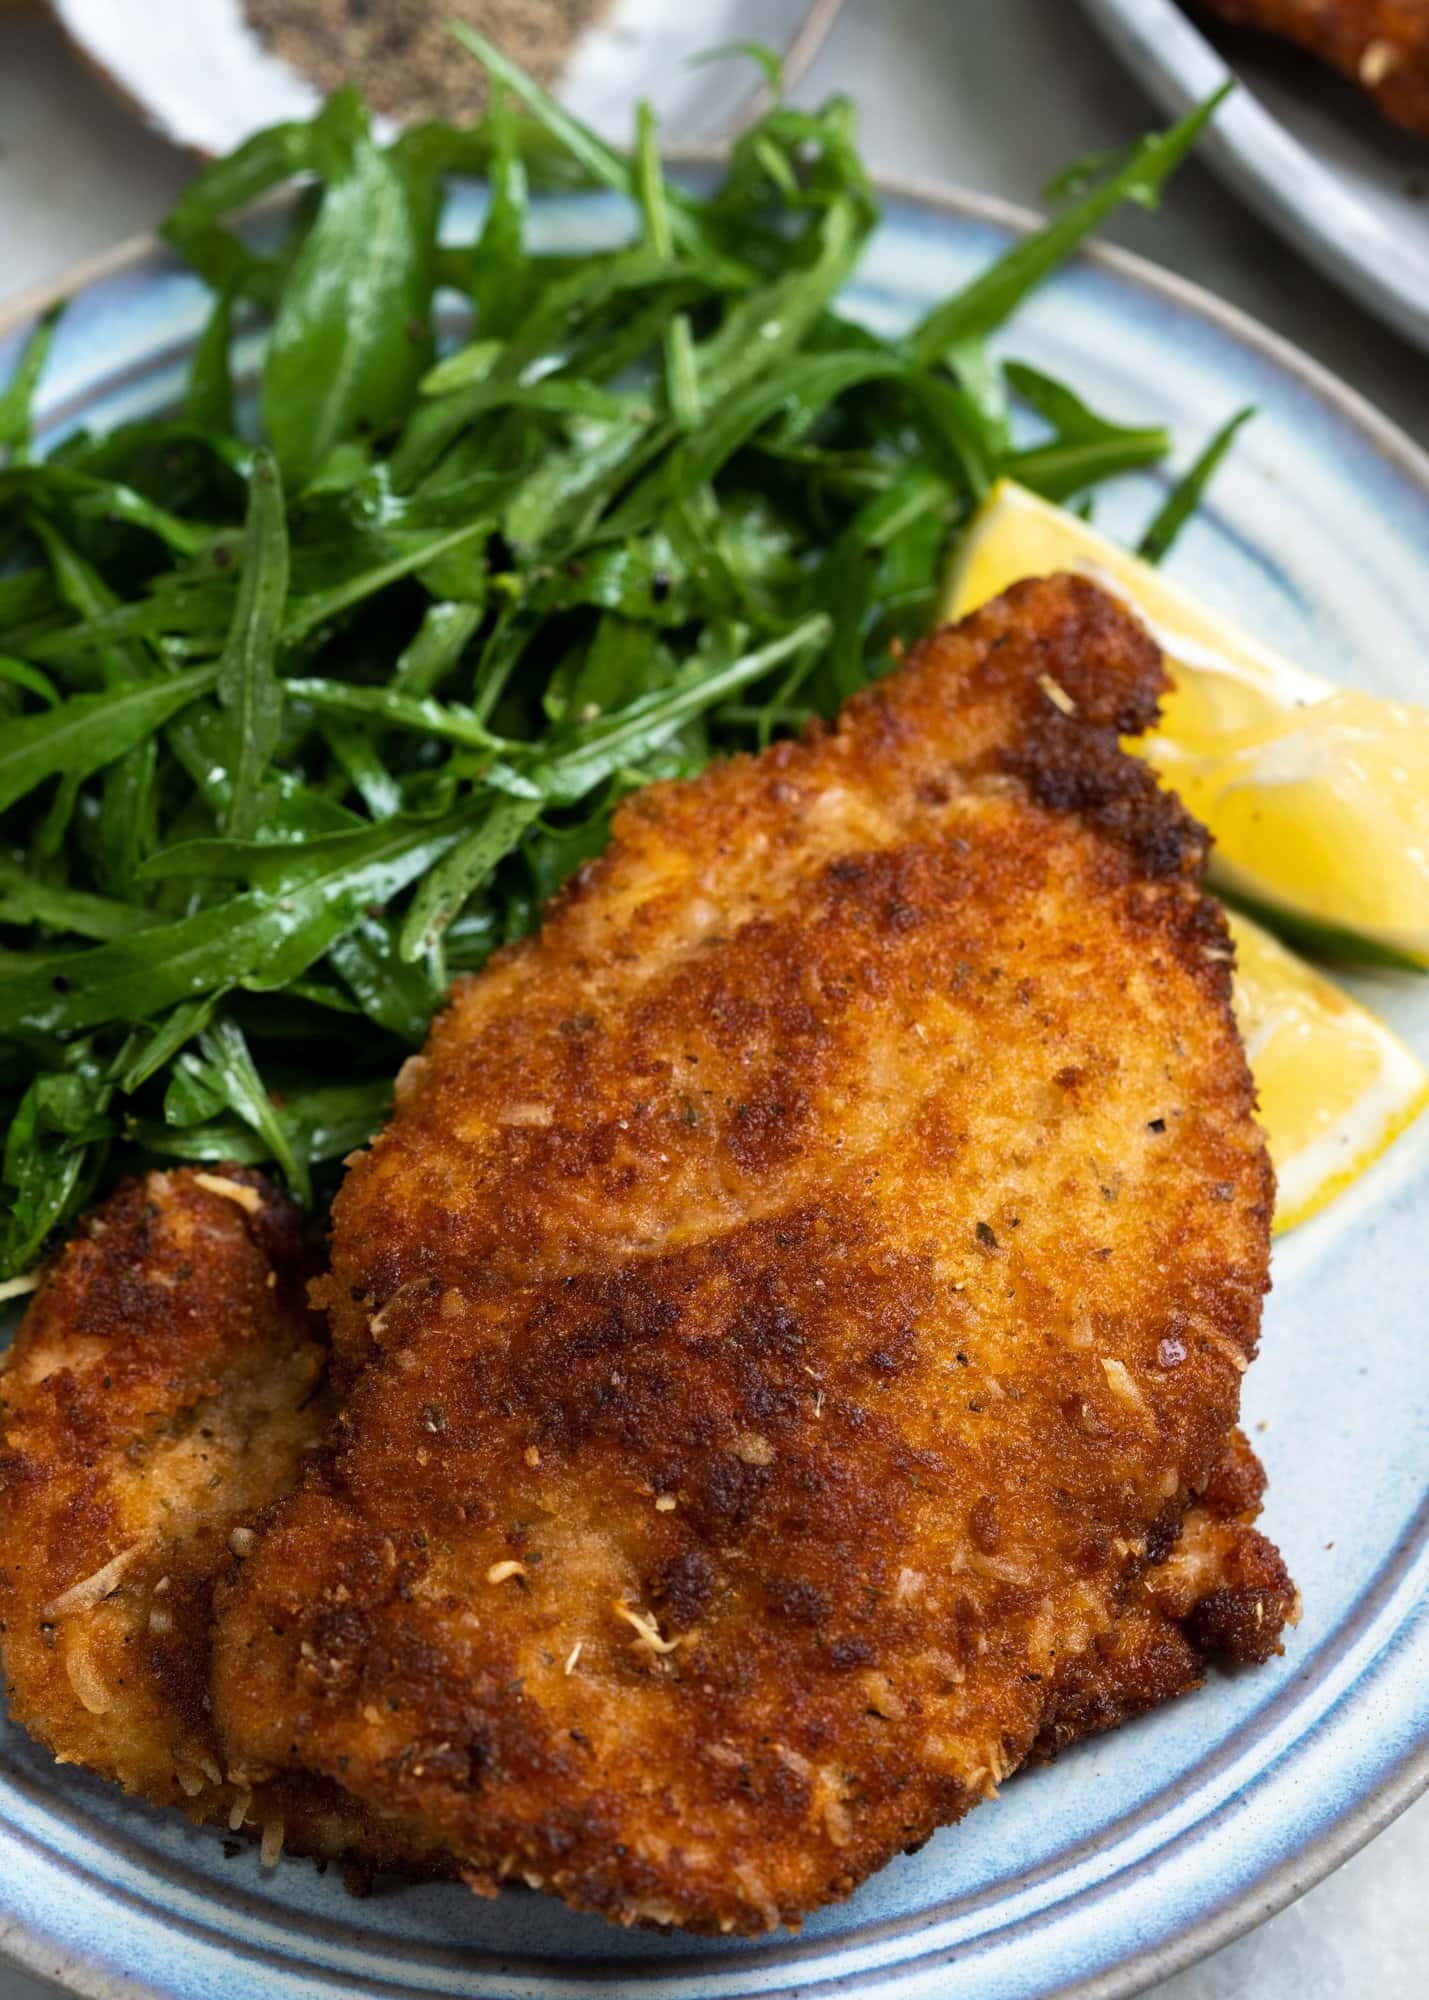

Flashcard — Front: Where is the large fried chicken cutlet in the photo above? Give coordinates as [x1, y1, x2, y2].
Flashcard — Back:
[1199, 1, 1429, 136]
[198, 575, 1281, 1933]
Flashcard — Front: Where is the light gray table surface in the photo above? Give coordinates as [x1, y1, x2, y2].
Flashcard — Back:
[0, 1, 1424, 1995]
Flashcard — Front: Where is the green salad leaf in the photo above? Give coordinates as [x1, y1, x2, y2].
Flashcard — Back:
[1138, 405, 1255, 564]
[0, 44, 1232, 1274]
[216, 450, 289, 837]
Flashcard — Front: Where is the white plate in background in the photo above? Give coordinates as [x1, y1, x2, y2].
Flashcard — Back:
[1076, 0, 1429, 353]
[46, 0, 846, 154]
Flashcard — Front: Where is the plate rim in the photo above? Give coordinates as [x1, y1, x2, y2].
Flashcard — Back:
[0, 166, 1425, 2000]
[1072, 0, 1429, 355]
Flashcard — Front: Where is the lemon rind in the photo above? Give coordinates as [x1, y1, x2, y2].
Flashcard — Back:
[944, 481, 1429, 975]
[944, 479, 1328, 706]
[1214, 878, 1429, 975]
[1272, 1061, 1429, 1235]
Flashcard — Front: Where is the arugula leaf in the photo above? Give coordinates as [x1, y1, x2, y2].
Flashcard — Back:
[116, 993, 224, 1093]
[187, 283, 237, 436]
[694, 194, 868, 411]
[0, 861, 160, 941]
[0, 465, 216, 557]
[1003, 361, 1169, 500]
[391, 376, 629, 491]
[636, 105, 701, 430]
[451, 24, 648, 217]
[816, 470, 955, 702]
[282, 678, 505, 749]
[1139, 406, 1255, 564]
[398, 794, 541, 962]
[321, 720, 403, 819]
[217, 449, 289, 837]
[533, 615, 830, 806]
[261, 97, 437, 484]
[95, 734, 159, 899]
[329, 916, 445, 1039]
[0, 805, 491, 1034]
[688, 41, 785, 93]
[1041, 143, 1135, 206]
[0, 305, 62, 462]
[29, 515, 146, 689]
[910, 88, 1230, 363]
[605, 351, 903, 540]
[0, 666, 219, 818]
[0, 657, 59, 708]
[177, 1017, 311, 1203]
[393, 601, 483, 696]
[282, 519, 490, 640]
[131, 1077, 391, 1169]
[1, 1057, 111, 1274]
[468, 76, 530, 339]
[161, 115, 330, 296]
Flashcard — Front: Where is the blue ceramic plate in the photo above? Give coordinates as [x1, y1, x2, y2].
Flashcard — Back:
[1075, 0, 1429, 355]
[1, 176, 1427, 2000]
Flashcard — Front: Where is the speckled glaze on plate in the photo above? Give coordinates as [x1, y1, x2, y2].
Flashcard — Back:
[1075, 0, 1429, 354]
[0, 173, 1427, 2000]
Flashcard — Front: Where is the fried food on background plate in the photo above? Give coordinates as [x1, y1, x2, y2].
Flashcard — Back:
[0, 1166, 443, 1876]
[0, 1152, 1292, 1896]
[1198, 0, 1429, 136]
[212, 576, 1279, 1933]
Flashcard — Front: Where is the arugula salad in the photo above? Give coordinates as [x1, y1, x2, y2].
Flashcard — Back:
[0, 35, 1236, 1279]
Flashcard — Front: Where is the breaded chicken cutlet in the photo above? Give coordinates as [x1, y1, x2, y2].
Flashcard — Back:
[0, 1157, 1292, 1899]
[1198, 0, 1429, 136]
[0, 1166, 442, 1876]
[205, 576, 1280, 1933]
[1034, 1427, 1296, 1757]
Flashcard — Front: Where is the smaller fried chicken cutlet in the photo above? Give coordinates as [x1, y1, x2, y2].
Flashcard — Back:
[213, 577, 1280, 1934]
[1198, 1, 1429, 136]
[0, 1167, 440, 1874]
[1036, 1428, 1297, 1757]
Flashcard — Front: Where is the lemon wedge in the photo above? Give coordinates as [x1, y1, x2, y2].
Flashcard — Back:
[944, 479, 1429, 968]
[1228, 912, 1428, 1232]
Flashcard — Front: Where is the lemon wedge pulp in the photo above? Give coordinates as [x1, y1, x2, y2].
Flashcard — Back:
[1228, 913, 1428, 1233]
[944, 479, 1429, 967]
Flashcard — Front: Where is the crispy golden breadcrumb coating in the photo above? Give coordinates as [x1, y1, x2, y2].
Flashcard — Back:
[0, 1165, 1288, 1894]
[211, 577, 1275, 1934]
[1035, 1428, 1297, 1756]
[1199, 0, 1429, 135]
[0, 1167, 442, 1875]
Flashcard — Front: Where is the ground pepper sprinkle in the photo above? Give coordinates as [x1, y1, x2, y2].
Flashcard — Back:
[244, 0, 611, 126]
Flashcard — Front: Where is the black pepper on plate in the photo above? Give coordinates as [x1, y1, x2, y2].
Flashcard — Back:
[244, 0, 611, 126]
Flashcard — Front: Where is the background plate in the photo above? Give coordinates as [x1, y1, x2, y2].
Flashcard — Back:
[45, 0, 845, 154]
[0, 174, 1427, 2000]
[1075, 0, 1429, 353]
